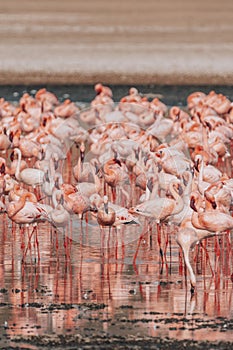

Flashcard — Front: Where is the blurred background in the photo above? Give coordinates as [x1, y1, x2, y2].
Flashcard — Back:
[0, 0, 232, 85]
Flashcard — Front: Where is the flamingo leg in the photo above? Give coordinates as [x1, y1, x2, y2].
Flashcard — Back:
[22, 226, 36, 263]
[199, 241, 214, 277]
[157, 222, 164, 263]
[133, 223, 148, 265]
[35, 226, 40, 262]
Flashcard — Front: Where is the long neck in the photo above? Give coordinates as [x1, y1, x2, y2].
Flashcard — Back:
[14, 148, 22, 181]
[52, 189, 59, 208]
[183, 172, 194, 197]
[169, 182, 183, 214]
[90, 165, 101, 191]
[197, 156, 204, 194]
[202, 125, 210, 155]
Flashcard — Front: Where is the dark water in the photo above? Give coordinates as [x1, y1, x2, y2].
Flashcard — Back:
[0, 84, 232, 106]
[0, 85, 232, 348]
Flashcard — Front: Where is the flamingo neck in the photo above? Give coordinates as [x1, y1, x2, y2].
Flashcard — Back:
[14, 148, 22, 182]
[169, 182, 183, 214]
[202, 125, 210, 154]
[197, 156, 204, 194]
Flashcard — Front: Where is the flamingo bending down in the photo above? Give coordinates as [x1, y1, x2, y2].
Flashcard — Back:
[176, 191, 233, 292]
[176, 218, 216, 293]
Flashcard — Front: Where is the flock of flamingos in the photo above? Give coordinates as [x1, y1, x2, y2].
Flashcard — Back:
[0, 83, 233, 294]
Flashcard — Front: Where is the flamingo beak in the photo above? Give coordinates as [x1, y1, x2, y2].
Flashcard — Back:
[60, 195, 64, 205]
[147, 178, 153, 193]
[134, 147, 140, 161]
[104, 202, 109, 214]
[10, 151, 15, 162]
[178, 184, 183, 196]
[42, 118, 47, 127]
[194, 158, 200, 172]
[204, 191, 217, 209]
[128, 207, 135, 214]
[54, 159, 59, 170]
[157, 162, 162, 172]
[55, 177, 60, 189]
[114, 158, 121, 167]
[80, 150, 85, 163]
[0, 163, 5, 174]
[183, 175, 188, 186]
[44, 170, 50, 182]
[190, 196, 197, 212]
[9, 131, 14, 143]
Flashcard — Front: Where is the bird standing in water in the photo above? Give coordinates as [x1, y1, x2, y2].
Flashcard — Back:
[96, 195, 116, 253]
[97, 195, 116, 227]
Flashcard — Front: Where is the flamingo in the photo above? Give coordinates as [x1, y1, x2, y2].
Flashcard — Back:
[6, 192, 51, 224]
[204, 181, 232, 214]
[8, 183, 37, 202]
[73, 142, 86, 182]
[60, 183, 91, 219]
[94, 83, 113, 98]
[35, 88, 59, 112]
[101, 158, 129, 202]
[129, 180, 184, 262]
[190, 191, 233, 232]
[176, 218, 216, 293]
[171, 170, 194, 225]
[54, 99, 79, 118]
[0, 127, 12, 151]
[146, 114, 174, 143]
[128, 180, 184, 222]
[193, 154, 222, 194]
[6, 192, 52, 261]
[177, 188, 233, 292]
[13, 148, 45, 188]
[155, 146, 191, 177]
[49, 189, 70, 229]
[90, 193, 140, 227]
[96, 195, 116, 228]
[8, 150, 28, 176]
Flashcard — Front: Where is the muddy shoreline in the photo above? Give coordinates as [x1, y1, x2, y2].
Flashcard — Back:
[1, 300, 232, 349]
[0, 72, 233, 86]
[7, 336, 233, 350]
[0, 0, 232, 85]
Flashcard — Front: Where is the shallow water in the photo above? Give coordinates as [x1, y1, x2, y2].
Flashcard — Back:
[0, 210, 232, 348]
[0, 85, 233, 349]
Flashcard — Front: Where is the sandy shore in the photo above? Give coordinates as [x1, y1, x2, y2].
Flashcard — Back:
[0, 0, 232, 85]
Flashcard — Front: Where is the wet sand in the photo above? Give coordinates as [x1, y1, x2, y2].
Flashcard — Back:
[0, 0, 232, 85]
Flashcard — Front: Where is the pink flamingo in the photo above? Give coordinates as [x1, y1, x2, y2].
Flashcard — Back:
[6, 192, 52, 261]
